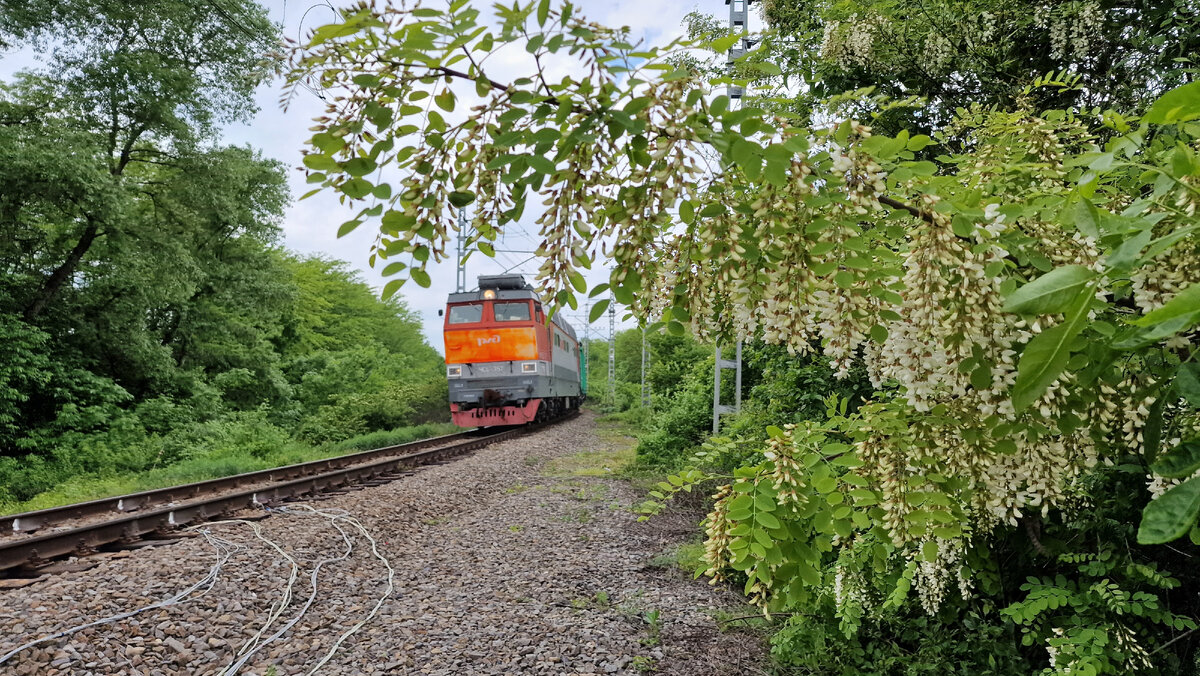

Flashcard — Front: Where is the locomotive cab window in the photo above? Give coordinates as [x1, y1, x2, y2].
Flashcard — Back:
[447, 304, 483, 324]
[493, 301, 531, 322]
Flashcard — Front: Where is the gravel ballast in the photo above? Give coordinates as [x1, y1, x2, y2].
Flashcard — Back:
[0, 412, 763, 675]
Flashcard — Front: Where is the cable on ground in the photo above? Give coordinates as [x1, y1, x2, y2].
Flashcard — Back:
[0, 530, 241, 667]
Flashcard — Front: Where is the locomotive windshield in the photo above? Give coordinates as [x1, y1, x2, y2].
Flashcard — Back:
[493, 301, 531, 321]
[447, 304, 483, 324]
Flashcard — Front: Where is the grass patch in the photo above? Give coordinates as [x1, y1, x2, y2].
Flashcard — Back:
[558, 506, 594, 523]
[0, 422, 459, 515]
[713, 605, 774, 631]
[649, 540, 707, 574]
[543, 419, 638, 478]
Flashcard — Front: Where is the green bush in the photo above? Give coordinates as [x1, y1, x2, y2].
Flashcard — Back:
[0, 420, 461, 514]
[327, 422, 460, 453]
[635, 357, 715, 468]
[770, 604, 1025, 676]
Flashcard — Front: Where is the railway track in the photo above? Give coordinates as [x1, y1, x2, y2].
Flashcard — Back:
[0, 414, 574, 577]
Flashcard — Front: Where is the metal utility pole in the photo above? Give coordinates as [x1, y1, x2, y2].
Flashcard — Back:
[583, 301, 590, 396]
[607, 294, 616, 405]
[455, 208, 469, 292]
[712, 342, 744, 434]
[725, 0, 757, 100]
[641, 328, 650, 408]
[712, 0, 754, 433]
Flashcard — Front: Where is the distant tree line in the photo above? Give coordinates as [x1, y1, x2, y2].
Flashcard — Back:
[0, 1, 447, 506]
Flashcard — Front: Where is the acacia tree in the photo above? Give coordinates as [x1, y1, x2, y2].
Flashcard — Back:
[759, 0, 1200, 113]
[290, 1, 1200, 669]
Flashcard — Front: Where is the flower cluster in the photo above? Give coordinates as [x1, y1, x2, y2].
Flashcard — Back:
[700, 485, 733, 583]
[912, 537, 968, 614]
[764, 427, 807, 506]
[820, 15, 884, 69]
[1034, 1, 1105, 62]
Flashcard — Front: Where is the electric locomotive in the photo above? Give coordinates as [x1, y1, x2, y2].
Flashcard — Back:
[442, 274, 585, 427]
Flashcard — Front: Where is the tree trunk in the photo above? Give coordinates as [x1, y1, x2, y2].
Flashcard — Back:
[23, 217, 101, 321]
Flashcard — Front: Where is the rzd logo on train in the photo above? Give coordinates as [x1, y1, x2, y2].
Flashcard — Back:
[476, 334, 501, 347]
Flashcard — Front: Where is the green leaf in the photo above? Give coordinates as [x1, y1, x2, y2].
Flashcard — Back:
[970, 365, 993, 391]
[568, 269, 586, 293]
[1138, 477, 1200, 544]
[1002, 265, 1097, 315]
[1115, 284, 1200, 349]
[381, 278, 405, 300]
[1134, 284, 1200, 327]
[1145, 81, 1200, 125]
[337, 219, 362, 237]
[589, 299, 610, 322]
[528, 155, 556, 175]
[435, 90, 456, 112]
[448, 191, 476, 208]
[709, 95, 730, 118]
[679, 199, 695, 224]
[813, 477, 837, 494]
[756, 511, 780, 529]
[709, 34, 741, 53]
[411, 268, 432, 288]
[537, 0, 551, 26]
[731, 139, 760, 174]
[754, 493, 776, 512]
[751, 61, 782, 76]
[797, 561, 821, 586]
[343, 157, 376, 177]
[1176, 363, 1200, 407]
[311, 132, 345, 154]
[1144, 396, 1166, 464]
[921, 540, 938, 562]
[1106, 227, 1153, 272]
[303, 154, 339, 172]
[341, 178, 373, 199]
[1151, 440, 1200, 479]
[906, 135, 932, 151]
[1011, 286, 1092, 410]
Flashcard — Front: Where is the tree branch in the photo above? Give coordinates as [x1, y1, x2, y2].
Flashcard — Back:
[877, 194, 935, 223]
[392, 62, 935, 223]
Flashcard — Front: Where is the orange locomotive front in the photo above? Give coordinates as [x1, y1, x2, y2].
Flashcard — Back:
[443, 275, 583, 427]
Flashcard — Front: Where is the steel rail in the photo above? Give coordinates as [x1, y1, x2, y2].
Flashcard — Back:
[2, 430, 485, 537]
[0, 418, 560, 575]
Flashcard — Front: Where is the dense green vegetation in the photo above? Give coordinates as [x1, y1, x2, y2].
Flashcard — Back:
[0, 1, 448, 513]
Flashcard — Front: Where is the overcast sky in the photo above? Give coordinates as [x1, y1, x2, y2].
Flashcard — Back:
[1, 0, 722, 351]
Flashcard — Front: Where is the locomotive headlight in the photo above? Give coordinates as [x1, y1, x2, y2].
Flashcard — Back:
[447, 365, 463, 378]
[483, 289, 496, 299]
[521, 361, 538, 373]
